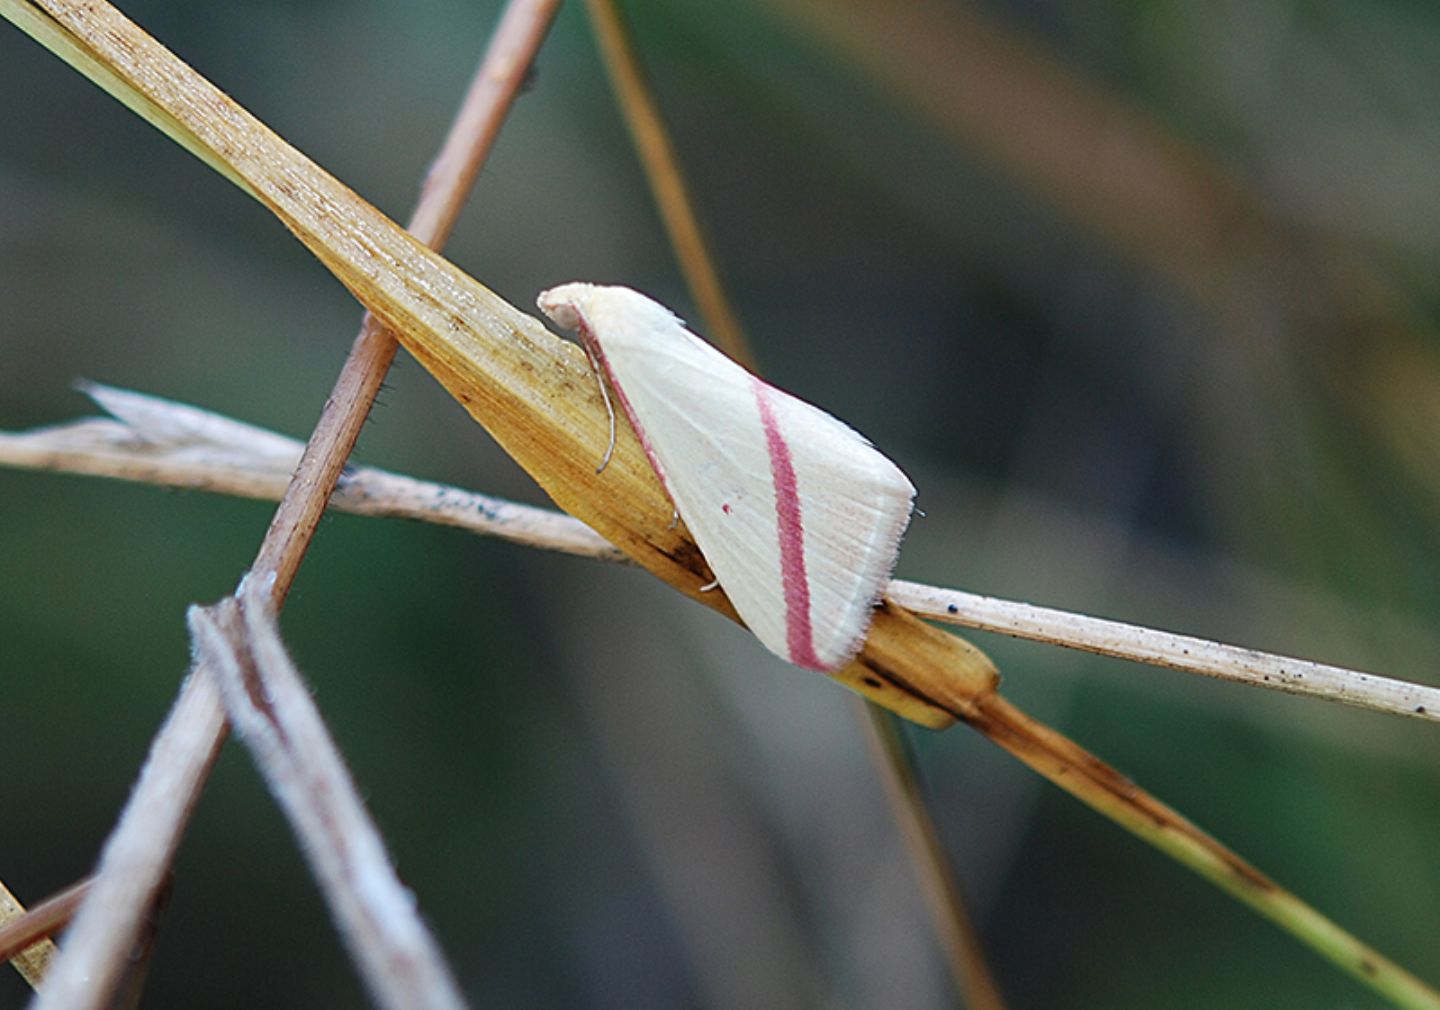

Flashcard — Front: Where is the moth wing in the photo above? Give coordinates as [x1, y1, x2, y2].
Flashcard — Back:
[600, 334, 792, 658]
[769, 399, 915, 667]
[598, 315, 913, 669]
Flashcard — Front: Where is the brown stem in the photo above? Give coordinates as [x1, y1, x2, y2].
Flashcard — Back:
[583, 0, 750, 361]
[253, 0, 562, 601]
[0, 879, 91, 965]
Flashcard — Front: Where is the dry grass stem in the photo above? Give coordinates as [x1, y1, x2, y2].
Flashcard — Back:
[860, 709, 1009, 1010]
[887, 581, 1440, 722]
[3, 877, 165, 1010]
[0, 382, 624, 561]
[100, 876, 169, 1010]
[249, 0, 563, 602]
[191, 589, 467, 1010]
[4, 385, 1433, 725]
[583, 0, 749, 360]
[31, 669, 229, 1010]
[965, 693, 1440, 1008]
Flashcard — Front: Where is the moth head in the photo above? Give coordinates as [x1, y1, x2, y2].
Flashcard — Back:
[536, 282, 594, 332]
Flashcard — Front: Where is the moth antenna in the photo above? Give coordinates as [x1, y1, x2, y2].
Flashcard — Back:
[582, 340, 618, 473]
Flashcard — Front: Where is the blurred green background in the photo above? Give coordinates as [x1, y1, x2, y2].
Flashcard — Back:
[3, 1, 1440, 1007]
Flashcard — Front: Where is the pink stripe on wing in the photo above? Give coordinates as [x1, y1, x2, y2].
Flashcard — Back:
[752, 376, 824, 669]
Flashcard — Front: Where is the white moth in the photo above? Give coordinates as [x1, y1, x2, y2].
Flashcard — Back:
[537, 283, 915, 671]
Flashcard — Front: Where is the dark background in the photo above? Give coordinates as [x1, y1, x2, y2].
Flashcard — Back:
[2, 1, 1439, 1007]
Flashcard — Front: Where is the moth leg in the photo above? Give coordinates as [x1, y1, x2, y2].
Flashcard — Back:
[582, 342, 618, 473]
[698, 576, 720, 592]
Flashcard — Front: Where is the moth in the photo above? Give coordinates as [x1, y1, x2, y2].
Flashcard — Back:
[538, 283, 915, 671]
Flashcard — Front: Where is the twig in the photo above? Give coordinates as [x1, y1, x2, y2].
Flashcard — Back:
[25, 3, 560, 1008]
[0, 880, 90, 968]
[964, 692, 1440, 1009]
[31, 666, 229, 1010]
[583, 0, 748, 359]
[0, 382, 624, 561]
[886, 580, 1440, 721]
[0, 879, 63, 986]
[5, 387, 1437, 726]
[102, 873, 169, 1010]
[859, 708, 1008, 1010]
[252, 0, 563, 600]
[191, 588, 466, 1010]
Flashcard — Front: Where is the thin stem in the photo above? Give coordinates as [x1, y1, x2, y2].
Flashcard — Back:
[4, 395, 1438, 725]
[253, 0, 562, 601]
[191, 591, 467, 1010]
[860, 708, 1008, 1010]
[967, 692, 1440, 1010]
[0, 881, 91, 966]
[583, 0, 750, 361]
[887, 580, 1440, 722]
[0, 878, 66, 986]
[31, 667, 228, 1010]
